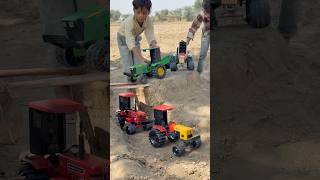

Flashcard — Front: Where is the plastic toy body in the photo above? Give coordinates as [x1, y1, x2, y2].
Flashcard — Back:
[124, 47, 171, 83]
[116, 92, 153, 134]
[19, 99, 108, 179]
[169, 40, 194, 71]
[43, 5, 108, 71]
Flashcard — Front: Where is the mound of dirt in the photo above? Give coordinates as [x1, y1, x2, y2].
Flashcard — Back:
[110, 56, 210, 179]
[213, 16, 320, 180]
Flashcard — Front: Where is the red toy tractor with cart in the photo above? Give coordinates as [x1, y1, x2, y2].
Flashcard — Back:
[116, 92, 153, 135]
[148, 105, 201, 156]
[18, 99, 108, 179]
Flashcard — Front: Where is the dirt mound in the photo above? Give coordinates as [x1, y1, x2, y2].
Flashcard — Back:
[212, 19, 320, 180]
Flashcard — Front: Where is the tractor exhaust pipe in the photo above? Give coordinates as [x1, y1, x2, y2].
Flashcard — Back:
[79, 121, 85, 160]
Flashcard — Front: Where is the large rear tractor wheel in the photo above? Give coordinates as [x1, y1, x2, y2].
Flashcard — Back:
[86, 41, 107, 72]
[186, 57, 194, 70]
[246, 0, 271, 28]
[149, 129, 166, 147]
[153, 65, 166, 79]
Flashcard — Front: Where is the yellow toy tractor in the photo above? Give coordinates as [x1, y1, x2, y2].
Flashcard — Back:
[172, 124, 201, 157]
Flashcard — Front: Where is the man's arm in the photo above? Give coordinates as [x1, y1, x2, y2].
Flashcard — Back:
[186, 11, 204, 44]
[124, 21, 148, 62]
[144, 17, 158, 48]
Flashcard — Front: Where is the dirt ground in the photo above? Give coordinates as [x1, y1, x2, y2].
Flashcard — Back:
[213, 1, 320, 180]
[110, 22, 211, 179]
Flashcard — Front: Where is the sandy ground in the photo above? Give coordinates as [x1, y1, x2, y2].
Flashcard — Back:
[110, 22, 211, 179]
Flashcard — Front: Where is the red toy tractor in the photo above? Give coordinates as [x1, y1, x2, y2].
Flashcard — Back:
[148, 105, 178, 147]
[18, 98, 108, 180]
[148, 105, 201, 156]
[116, 92, 153, 135]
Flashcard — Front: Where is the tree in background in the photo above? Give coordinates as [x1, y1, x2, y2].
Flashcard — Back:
[193, 0, 202, 12]
[110, 9, 121, 22]
[183, 6, 194, 21]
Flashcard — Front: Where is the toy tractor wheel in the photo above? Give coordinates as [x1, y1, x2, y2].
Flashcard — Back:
[123, 123, 136, 135]
[170, 62, 178, 71]
[153, 65, 166, 79]
[117, 116, 125, 129]
[19, 162, 49, 179]
[168, 132, 177, 142]
[86, 41, 107, 72]
[137, 74, 148, 84]
[143, 123, 153, 131]
[172, 145, 185, 157]
[56, 47, 85, 67]
[247, 0, 271, 28]
[186, 57, 194, 70]
[149, 129, 166, 147]
[192, 138, 201, 149]
[146, 72, 153, 77]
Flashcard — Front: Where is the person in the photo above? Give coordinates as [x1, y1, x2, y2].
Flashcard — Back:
[117, 0, 158, 79]
[186, 0, 211, 74]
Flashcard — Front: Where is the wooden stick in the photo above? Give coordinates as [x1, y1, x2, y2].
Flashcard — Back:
[0, 67, 84, 78]
[111, 84, 150, 89]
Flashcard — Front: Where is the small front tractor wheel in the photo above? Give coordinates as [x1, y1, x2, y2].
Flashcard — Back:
[117, 116, 125, 129]
[123, 123, 136, 135]
[56, 47, 85, 67]
[86, 41, 107, 72]
[172, 146, 185, 157]
[192, 138, 201, 149]
[186, 57, 194, 70]
[168, 132, 177, 142]
[137, 74, 148, 84]
[149, 129, 166, 147]
[153, 65, 166, 79]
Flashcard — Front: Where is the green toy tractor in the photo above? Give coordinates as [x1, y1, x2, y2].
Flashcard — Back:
[123, 48, 172, 83]
[43, 5, 108, 72]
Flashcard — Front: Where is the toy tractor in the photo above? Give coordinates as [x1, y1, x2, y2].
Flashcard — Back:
[214, 0, 271, 28]
[18, 99, 108, 179]
[116, 92, 153, 135]
[169, 40, 194, 71]
[123, 47, 171, 83]
[43, 5, 108, 72]
[171, 124, 201, 157]
[148, 105, 201, 156]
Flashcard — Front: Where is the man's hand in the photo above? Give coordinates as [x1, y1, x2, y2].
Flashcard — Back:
[150, 40, 158, 48]
[186, 37, 192, 45]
